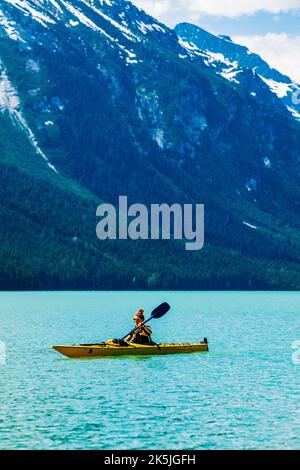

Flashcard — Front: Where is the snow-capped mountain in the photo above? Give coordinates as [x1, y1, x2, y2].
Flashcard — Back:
[0, 0, 300, 289]
[2, 2, 298, 119]
[175, 23, 300, 121]
[0, 0, 175, 55]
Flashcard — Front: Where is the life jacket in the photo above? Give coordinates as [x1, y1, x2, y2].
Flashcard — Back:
[130, 325, 152, 345]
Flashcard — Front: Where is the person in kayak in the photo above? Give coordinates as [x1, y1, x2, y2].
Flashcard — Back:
[126, 308, 153, 345]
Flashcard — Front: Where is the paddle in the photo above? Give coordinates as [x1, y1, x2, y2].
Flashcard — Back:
[121, 302, 170, 341]
[80, 302, 170, 347]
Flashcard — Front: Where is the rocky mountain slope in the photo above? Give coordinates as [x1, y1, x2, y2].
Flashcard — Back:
[175, 23, 300, 121]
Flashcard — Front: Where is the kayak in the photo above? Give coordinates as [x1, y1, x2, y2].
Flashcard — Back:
[52, 340, 209, 358]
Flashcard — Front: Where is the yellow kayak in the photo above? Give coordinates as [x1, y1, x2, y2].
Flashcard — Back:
[52, 340, 209, 358]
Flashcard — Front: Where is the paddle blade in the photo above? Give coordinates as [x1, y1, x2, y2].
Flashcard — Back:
[151, 302, 170, 319]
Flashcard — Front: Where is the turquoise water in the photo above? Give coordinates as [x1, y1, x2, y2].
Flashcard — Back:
[0, 291, 299, 450]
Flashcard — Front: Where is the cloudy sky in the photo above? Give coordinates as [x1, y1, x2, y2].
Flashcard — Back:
[133, 0, 300, 82]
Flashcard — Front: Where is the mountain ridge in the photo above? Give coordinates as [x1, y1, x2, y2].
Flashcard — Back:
[175, 22, 300, 121]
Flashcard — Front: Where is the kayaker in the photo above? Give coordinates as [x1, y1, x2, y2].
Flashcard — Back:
[126, 308, 153, 345]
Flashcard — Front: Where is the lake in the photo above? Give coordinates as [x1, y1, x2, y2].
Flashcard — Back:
[0, 291, 299, 450]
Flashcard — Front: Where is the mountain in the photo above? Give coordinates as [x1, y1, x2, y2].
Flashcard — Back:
[0, 0, 300, 290]
[175, 23, 300, 121]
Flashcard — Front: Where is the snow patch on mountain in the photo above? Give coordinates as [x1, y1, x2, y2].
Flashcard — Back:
[137, 20, 166, 35]
[258, 75, 300, 120]
[58, 1, 140, 61]
[5, 0, 56, 27]
[286, 106, 300, 121]
[203, 52, 242, 84]
[118, 45, 140, 63]
[69, 19, 79, 26]
[263, 156, 271, 168]
[243, 221, 257, 230]
[205, 51, 234, 67]
[60, 0, 106, 33]
[49, 0, 63, 14]
[178, 40, 242, 84]
[258, 75, 292, 98]
[0, 69, 19, 112]
[0, 63, 58, 173]
[0, 8, 24, 41]
[154, 129, 164, 149]
[80, 0, 140, 41]
[219, 68, 241, 84]
[178, 39, 206, 58]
